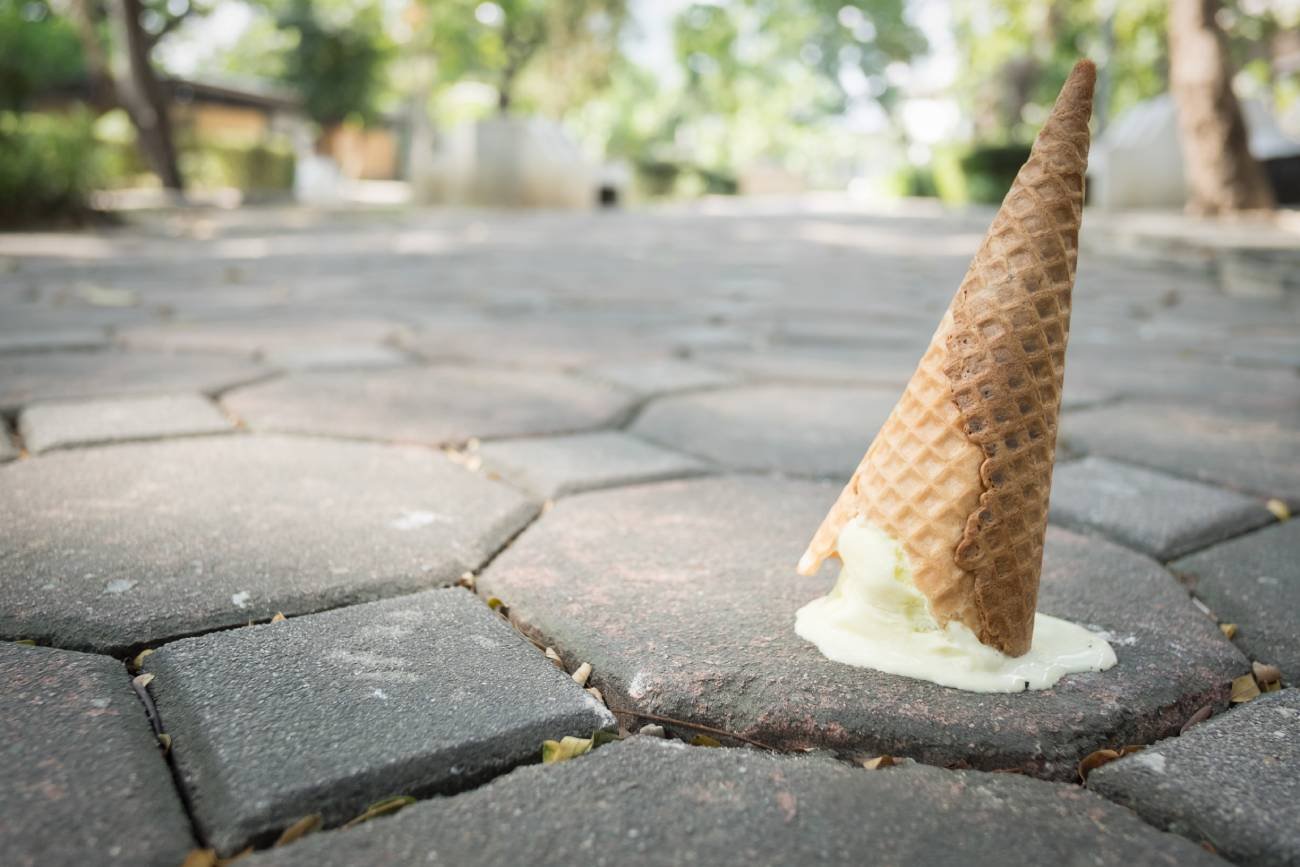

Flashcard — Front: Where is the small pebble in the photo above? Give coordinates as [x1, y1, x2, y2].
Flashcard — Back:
[572, 662, 592, 686]
[638, 724, 666, 738]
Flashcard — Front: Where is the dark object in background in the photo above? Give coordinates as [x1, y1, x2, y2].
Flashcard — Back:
[598, 184, 619, 207]
[1262, 155, 1300, 205]
[959, 142, 1033, 204]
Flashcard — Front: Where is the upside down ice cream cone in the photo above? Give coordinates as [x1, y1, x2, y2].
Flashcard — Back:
[794, 60, 1116, 691]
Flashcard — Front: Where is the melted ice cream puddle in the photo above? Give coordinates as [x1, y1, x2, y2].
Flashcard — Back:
[795, 518, 1116, 692]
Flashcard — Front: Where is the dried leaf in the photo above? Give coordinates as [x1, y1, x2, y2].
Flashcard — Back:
[542, 735, 594, 764]
[216, 846, 253, 865]
[638, 724, 666, 738]
[180, 850, 218, 867]
[1181, 705, 1213, 735]
[486, 596, 504, 611]
[274, 814, 323, 847]
[689, 734, 722, 747]
[132, 648, 154, 671]
[1252, 661, 1282, 687]
[133, 672, 155, 689]
[591, 730, 623, 748]
[456, 572, 476, 591]
[269, 612, 286, 624]
[543, 647, 564, 668]
[1078, 749, 1121, 781]
[342, 796, 415, 829]
[1219, 623, 1238, 639]
[571, 662, 592, 687]
[863, 755, 899, 770]
[1266, 499, 1290, 521]
[157, 733, 172, 753]
[14, 639, 35, 646]
[1231, 673, 1261, 703]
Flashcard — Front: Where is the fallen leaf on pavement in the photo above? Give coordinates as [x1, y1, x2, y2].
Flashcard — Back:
[342, 796, 415, 829]
[542, 735, 594, 764]
[1231, 673, 1261, 703]
[274, 814, 322, 847]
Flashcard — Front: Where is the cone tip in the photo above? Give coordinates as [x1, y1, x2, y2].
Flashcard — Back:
[1060, 59, 1097, 108]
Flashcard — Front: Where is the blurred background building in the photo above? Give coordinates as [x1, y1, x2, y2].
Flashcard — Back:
[1, 0, 1298, 224]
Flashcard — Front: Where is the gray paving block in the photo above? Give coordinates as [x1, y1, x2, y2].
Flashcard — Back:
[0, 350, 269, 413]
[0, 329, 109, 354]
[18, 393, 234, 453]
[404, 319, 670, 369]
[224, 366, 635, 445]
[1049, 457, 1273, 560]
[1090, 689, 1300, 867]
[1062, 402, 1300, 505]
[480, 476, 1248, 780]
[259, 343, 411, 370]
[1172, 521, 1300, 682]
[0, 436, 537, 652]
[477, 431, 709, 498]
[581, 358, 739, 395]
[0, 643, 194, 867]
[120, 318, 403, 356]
[632, 385, 898, 477]
[695, 345, 919, 388]
[246, 738, 1220, 867]
[145, 589, 614, 855]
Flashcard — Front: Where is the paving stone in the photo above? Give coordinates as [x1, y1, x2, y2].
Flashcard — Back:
[477, 431, 710, 498]
[224, 366, 635, 445]
[632, 385, 898, 477]
[18, 393, 234, 453]
[694, 345, 919, 388]
[1064, 353, 1300, 423]
[1062, 402, 1300, 506]
[0, 436, 536, 652]
[404, 320, 669, 369]
[480, 476, 1247, 780]
[1049, 457, 1273, 560]
[144, 589, 614, 855]
[119, 318, 404, 356]
[1171, 521, 1300, 682]
[0, 350, 269, 413]
[0, 642, 194, 867]
[247, 737, 1220, 867]
[0, 329, 109, 353]
[581, 358, 740, 395]
[260, 343, 412, 370]
[1090, 689, 1300, 867]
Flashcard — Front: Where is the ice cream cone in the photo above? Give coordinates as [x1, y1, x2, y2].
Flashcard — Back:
[798, 60, 1096, 657]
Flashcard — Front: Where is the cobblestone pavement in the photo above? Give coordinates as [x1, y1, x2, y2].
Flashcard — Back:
[1, 201, 1296, 865]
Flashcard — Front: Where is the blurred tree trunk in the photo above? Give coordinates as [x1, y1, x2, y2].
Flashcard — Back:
[109, 0, 183, 191]
[1168, 0, 1273, 214]
[61, 0, 184, 191]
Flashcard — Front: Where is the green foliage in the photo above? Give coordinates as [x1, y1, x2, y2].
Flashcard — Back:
[0, 0, 86, 111]
[0, 110, 101, 226]
[275, 0, 393, 125]
[179, 140, 295, 192]
[953, 0, 1298, 140]
[573, 0, 924, 194]
[417, 0, 628, 115]
[958, 142, 1031, 204]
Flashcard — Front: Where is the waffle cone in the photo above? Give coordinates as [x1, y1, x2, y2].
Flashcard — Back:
[798, 60, 1096, 657]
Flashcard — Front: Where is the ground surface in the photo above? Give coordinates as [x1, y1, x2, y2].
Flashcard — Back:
[1, 199, 1296, 864]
